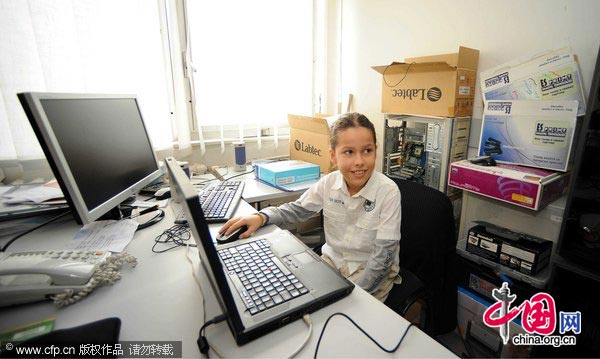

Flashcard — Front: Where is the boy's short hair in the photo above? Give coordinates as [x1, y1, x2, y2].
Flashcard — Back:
[329, 112, 377, 149]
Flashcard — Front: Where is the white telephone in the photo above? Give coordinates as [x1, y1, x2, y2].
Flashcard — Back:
[0, 250, 111, 307]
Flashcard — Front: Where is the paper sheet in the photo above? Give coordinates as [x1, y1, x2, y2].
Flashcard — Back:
[0, 186, 14, 196]
[67, 219, 139, 252]
[131, 199, 169, 208]
[2, 181, 63, 204]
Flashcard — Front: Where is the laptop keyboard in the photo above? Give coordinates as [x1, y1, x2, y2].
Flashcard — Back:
[218, 239, 309, 315]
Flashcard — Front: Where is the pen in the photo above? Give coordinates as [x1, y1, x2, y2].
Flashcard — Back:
[128, 204, 159, 219]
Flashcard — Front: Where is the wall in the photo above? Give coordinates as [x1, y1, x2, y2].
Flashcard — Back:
[337, 0, 600, 170]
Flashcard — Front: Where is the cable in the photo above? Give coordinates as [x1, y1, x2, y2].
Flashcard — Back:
[288, 314, 313, 358]
[135, 208, 165, 231]
[382, 62, 416, 88]
[152, 224, 194, 253]
[197, 314, 228, 358]
[313, 312, 415, 358]
[222, 168, 254, 181]
[0, 210, 72, 252]
[185, 245, 224, 358]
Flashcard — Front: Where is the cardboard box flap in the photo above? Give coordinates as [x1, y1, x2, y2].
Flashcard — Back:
[372, 61, 455, 75]
[288, 114, 330, 133]
[405, 46, 480, 70]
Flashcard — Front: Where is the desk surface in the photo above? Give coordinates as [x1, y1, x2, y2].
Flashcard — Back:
[195, 165, 309, 205]
[0, 200, 455, 358]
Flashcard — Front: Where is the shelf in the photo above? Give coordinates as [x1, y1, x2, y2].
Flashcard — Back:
[456, 238, 551, 289]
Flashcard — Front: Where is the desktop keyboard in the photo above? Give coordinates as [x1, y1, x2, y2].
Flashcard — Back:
[176, 180, 245, 223]
[218, 239, 308, 315]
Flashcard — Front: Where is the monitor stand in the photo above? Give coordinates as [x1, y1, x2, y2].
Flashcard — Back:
[98, 195, 137, 221]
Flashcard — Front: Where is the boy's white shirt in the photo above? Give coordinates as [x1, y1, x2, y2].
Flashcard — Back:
[262, 170, 401, 276]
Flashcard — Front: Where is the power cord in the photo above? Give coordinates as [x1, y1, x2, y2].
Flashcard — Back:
[313, 312, 415, 358]
[288, 314, 313, 358]
[197, 314, 228, 358]
[152, 224, 194, 253]
[0, 210, 72, 252]
[185, 245, 223, 358]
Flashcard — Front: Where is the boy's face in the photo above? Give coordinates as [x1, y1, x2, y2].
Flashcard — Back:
[329, 127, 377, 196]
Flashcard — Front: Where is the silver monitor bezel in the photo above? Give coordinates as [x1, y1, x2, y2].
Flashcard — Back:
[19, 92, 162, 224]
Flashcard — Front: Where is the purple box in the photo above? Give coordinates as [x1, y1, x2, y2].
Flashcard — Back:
[448, 160, 570, 210]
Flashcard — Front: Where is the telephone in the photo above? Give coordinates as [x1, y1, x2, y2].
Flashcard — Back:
[0, 250, 111, 307]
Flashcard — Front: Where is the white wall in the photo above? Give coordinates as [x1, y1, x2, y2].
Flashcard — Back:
[337, 0, 600, 170]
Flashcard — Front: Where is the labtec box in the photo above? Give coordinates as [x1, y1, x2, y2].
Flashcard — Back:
[467, 222, 553, 275]
[255, 160, 320, 187]
[478, 100, 580, 172]
[480, 47, 586, 116]
[288, 114, 336, 174]
[372, 46, 480, 117]
[448, 160, 570, 210]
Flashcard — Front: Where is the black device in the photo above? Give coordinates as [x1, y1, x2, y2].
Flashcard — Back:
[469, 156, 497, 166]
[165, 157, 354, 345]
[483, 137, 503, 156]
[216, 225, 248, 244]
[18, 92, 163, 225]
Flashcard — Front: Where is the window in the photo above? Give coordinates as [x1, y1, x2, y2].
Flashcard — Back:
[185, 0, 316, 150]
[0, 0, 173, 162]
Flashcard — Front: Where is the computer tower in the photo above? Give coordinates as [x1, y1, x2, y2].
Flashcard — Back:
[383, 114, 470, 194]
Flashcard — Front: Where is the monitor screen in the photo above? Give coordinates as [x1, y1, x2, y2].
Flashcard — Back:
[18, 93, 161, 224]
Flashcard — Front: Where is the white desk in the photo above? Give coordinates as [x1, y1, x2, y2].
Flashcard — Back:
[0, 201, 455, 358]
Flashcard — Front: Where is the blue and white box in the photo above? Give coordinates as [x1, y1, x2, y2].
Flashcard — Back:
[480, 47, 586, 116]
[255, 160, 320, 187]
[478, 100, 580, 172]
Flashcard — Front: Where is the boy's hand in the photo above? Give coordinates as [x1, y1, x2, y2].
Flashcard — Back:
[219, 214, 263, 239]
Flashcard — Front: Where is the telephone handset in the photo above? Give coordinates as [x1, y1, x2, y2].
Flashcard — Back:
[0, 250, 111, 307]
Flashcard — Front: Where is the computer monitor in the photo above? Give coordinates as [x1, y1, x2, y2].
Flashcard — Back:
[18, 92, 163, 224]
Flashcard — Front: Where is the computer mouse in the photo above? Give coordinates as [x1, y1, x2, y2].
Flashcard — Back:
[216, 225, 248, 244]
[154, 187, 171, 199]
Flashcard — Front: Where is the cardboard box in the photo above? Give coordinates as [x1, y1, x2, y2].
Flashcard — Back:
[478, 100, 580, 172]
[466, 225, 503, 262]
[255, 160, 320, 187]
[457, 287, 529, 358]
[468, 222, 553, 275]
[288, 114, 336, 173]
[480, 47, 587, 116]
[373, 46, 479, 117]
[448, 160, 570, 210]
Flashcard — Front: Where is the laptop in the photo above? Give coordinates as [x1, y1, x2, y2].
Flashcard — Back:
[165, 157, 354, 345]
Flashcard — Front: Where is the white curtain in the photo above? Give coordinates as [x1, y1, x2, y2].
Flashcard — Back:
[0, 0, 173, 161]
[185, 0, 314, 153]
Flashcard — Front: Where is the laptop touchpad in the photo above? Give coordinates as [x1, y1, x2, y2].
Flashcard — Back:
[269, 232, 307, 256]
[293, 251, 317, 265]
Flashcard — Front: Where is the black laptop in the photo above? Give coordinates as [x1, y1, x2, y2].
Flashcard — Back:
[165, 157, 354, 345]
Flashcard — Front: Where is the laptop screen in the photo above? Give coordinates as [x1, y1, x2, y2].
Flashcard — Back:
[165, 157, 244, 333]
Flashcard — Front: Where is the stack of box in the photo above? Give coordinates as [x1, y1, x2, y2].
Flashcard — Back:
[373, 46, 480, 194]
[449, 47, 586, 211]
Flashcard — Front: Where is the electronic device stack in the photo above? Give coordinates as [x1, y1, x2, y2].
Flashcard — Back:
[374, 46, 480, 195]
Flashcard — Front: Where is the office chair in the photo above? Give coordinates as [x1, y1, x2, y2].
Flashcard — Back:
[383, 178, 458, 336]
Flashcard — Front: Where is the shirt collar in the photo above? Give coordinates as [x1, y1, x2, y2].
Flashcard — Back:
[332, 171, 345, 192]
[354, 172, 378, 201]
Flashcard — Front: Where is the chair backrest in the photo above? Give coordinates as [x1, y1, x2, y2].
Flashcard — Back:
[392, 177, 458, 335]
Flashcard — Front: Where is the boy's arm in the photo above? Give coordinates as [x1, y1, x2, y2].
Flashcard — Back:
[260, 178, 325, 226]
[355, 240, 399, 292]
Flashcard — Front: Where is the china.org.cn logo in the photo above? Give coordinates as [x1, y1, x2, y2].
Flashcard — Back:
[482, 282, 580, 347]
